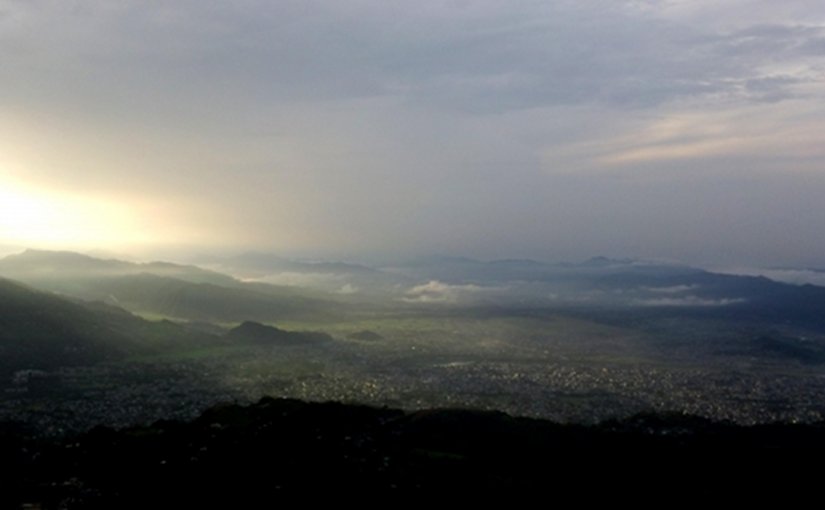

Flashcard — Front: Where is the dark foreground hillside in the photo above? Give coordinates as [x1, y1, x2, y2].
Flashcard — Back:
[3, 398, 824, 506]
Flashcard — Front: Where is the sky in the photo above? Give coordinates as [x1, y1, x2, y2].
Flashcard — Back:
[1, 0, 824, 266]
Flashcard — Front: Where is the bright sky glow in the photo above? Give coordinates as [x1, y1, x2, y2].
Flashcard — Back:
[0, 176, 150, 249]
[1, 1, 824, 265]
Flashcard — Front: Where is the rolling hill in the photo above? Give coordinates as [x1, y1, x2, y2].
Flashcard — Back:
[0, 250, 345, 323]
[225, 321, 333, 345]
[0, 278, 217, 375]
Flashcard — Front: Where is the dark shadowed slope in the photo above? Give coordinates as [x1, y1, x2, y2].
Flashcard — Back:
[225, 321, 333, 345]
[3, 397, 824, 506]
[0, 278, 218, 375]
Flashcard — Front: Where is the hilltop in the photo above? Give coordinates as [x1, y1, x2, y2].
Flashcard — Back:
[2, 397, 823, 505]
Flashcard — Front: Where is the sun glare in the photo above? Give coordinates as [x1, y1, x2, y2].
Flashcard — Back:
[0, 179, 149, 249]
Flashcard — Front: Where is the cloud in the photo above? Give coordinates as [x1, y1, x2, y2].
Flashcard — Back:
[713, 267, 825, 287]
[334, 283, 359, 295]
[402, 280, 488, 304]
[244, 272, 348, 288]
[633, 296, 746, 307]
[3, 1, 823, 117]
[643, 285, 699, 294]
[543, 99, 825, 173]
[1, 1, 825, 265]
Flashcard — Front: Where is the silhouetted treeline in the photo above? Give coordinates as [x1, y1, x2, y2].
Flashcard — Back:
[3, 397, 825, 507]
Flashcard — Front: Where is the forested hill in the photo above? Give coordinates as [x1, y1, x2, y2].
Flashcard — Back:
[2, 398, 823, 506]
[0, 277, 216, 375]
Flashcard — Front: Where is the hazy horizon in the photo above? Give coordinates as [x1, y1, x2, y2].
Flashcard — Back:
[2, 1, 824, 267]
[5, 245, 825, 290]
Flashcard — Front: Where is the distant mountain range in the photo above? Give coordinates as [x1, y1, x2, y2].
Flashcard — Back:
[395, 254, 705, 284]
[199, 251, 380, 278]
[0, 249, 238, 286]
[0, 250, 345, 323]
[197, 251, 414, 297]
[3, 248, 825, 439]
[3, 248, 825, 348]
